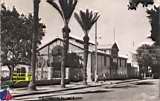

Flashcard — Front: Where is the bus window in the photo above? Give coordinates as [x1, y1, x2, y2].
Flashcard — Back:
[21, 67, 26, 73]
[17, 68, 21, 73]
[20, 67, 26, 76]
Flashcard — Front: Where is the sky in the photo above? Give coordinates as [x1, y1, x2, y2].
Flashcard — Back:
[2, 0, 156, 58]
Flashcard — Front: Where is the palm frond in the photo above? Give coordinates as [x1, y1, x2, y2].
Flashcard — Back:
[59, 0, 67, 18]
[74, 12, 86, 33]
[68, 0, 77, 21]
[59, 0, 77, 24]
[47, 0, 64, 20]
[75, 9, 100, 34]
[91, 12, 100, 27]
[80, 10, 88, 31]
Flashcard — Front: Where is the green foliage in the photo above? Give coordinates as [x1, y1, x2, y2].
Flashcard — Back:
[51, 45, 83, 69]
[136, 43, 160, 73]
[47, 0, 78, 24]
[136, 44, 152, 66]
[147, 6, 160, 44]
[66, 53, 83, 68]
[1, 80, 14, 89]
[74, 9, 100, 34]
[128, 0, 154, 10]
[1, 4, 46, 66]
[128, 0, 160, 46]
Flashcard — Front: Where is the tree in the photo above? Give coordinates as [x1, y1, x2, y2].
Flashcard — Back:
[51, 45, 83, 69]
[149, 44, 160, 78]
[47, 0, 77, 88]
[74, 9, 100, 85]
[49, 45, 83, 80]
[128, 0, 160, 79]
[147, 6, 160, 45]
[135, 44, 152, 78]
[128, 0, 154, 10]
[128, 0, 160, 44]
[136, 43, 160, 78]
[1, 4, 45, 83]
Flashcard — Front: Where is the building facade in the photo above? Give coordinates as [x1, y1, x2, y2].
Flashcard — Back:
[37, 37, 138, 82]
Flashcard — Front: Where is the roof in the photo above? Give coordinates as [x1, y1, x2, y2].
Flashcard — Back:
[118, 54, 128, 60]
[38, 36, 127, 59]
[112, 42, 119, 51]
[38, 38, 62, 51]
[98, 44, 112, 51]
[98, 42, 119, 51]
[69, 36, 95, 45]
[38, 37, 94, 52]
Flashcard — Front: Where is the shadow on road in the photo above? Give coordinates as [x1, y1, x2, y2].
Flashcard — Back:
[104, 84, 137, 89]
[65, 89, 112, 95]
[135, 81, 155, 85]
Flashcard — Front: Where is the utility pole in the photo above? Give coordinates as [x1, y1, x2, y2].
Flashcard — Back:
[94, 21, 98, 82]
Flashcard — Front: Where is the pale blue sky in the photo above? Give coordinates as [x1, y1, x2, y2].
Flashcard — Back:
[2, 0, 155, 57]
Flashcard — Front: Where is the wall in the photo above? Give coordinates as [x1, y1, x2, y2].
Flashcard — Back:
[117, 58, 127, 79]
[90, 53, 111, 81]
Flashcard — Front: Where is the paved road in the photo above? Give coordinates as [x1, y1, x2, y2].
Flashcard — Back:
[67, 79, 159, 101]
[14, 79, 160, 101]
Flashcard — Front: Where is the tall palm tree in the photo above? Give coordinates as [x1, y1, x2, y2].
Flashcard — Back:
[74, 9, 100, 85]
[47, 0, 77, 88]
[28, 0, 40, 90]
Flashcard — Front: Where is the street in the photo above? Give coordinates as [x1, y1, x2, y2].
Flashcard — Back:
[14, 79, 160, 101]
[70, 79, 159, 101]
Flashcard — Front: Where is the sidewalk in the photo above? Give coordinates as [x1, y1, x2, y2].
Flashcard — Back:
[11, 79, 139, 98]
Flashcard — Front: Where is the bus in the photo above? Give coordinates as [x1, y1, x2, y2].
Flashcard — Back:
[12, 64, 32, 83]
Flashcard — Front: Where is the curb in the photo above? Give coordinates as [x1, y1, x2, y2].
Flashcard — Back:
[114, 79, 140, 84]
[13, 85, 94, 98]
[13, 79, 140, 98]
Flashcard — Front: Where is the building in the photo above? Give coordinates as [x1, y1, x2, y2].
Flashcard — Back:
[88, 42, 128, 81]
[37, 36, 136, 82]
[37, 37, 84, 81]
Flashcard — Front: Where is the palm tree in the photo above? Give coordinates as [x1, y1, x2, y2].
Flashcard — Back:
[74, 9, 100, 85]
[47, 0, 77, 88]
[28, 0, 40, 90]
[147, 6, 160, 45]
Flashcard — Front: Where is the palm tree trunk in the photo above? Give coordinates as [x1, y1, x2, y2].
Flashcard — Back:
[28, 0, 40, 90]
[83, 35, 89, 85]
[61, 25, 70, 88]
